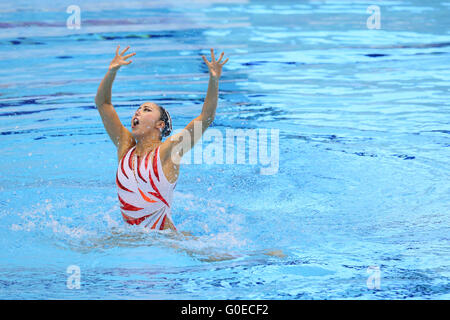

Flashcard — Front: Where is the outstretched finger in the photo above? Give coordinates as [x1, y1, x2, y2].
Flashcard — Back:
[202, 55, 210, 66]
[123, 52, 136, 60]
[220, 58, 229, 66]
[210, 48, 215, 61]
[115, 45, 120, 56]
[125, 60, 132, 65]
[121, 46, 130, 56]
[217, 52, 224, 63]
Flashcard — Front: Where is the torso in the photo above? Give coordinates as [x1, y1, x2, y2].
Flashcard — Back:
[116, 144, 179, 231]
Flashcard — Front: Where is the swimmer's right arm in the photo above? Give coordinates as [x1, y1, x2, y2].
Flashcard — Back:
[95, 45, 136, 148]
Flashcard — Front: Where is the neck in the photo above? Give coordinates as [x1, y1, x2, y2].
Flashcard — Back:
[135, 134, 162, 156]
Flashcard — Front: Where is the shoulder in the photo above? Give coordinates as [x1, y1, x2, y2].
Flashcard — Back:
[117, 135, 136, 162]
[158, 135, 183, 165]
[157, 138, 180, 184]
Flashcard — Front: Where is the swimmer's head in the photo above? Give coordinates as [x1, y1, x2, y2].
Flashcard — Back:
[131, 102, 172, 140]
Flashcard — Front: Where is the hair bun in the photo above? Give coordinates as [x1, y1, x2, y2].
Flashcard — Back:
[158, 104, 173, 139]
[163, 128, 171, 137]
[163, 108, 172, 137]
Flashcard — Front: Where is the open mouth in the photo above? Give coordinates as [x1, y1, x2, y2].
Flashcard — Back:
[132, 117, 140, 128]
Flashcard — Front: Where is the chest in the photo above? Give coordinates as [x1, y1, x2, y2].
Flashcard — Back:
[128, 149, 179, 185]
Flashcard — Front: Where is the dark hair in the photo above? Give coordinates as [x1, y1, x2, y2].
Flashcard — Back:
[158, 105, 172, 138]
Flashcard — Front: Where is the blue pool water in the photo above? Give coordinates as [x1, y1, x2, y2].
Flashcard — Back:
[0, 0, 449, 299]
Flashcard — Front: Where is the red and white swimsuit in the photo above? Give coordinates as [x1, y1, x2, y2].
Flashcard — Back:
[116, 145, 177, 231]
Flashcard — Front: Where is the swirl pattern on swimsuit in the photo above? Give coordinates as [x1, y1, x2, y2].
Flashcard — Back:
[116, 145, 177, 230]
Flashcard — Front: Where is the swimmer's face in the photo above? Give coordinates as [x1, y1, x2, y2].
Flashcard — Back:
[131, 102, 164, 139]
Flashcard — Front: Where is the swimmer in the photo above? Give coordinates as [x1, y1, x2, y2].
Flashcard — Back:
[95, 45, 228, 232]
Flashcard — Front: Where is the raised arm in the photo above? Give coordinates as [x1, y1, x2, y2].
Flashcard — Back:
[95, 45, 136, 150]
[198, 49, 229, 128]
[160, 48, 229, 162]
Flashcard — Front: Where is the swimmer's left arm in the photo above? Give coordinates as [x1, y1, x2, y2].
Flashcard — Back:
[200, 48, 229, 124]
[160, 49, 228, 162]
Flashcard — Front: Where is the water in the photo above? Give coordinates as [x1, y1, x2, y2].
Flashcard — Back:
[0, 0, 449, 299]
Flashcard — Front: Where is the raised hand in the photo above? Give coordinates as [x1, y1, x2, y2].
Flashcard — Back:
[109, 45, 136, 71]
[202, 48, 229, 79]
